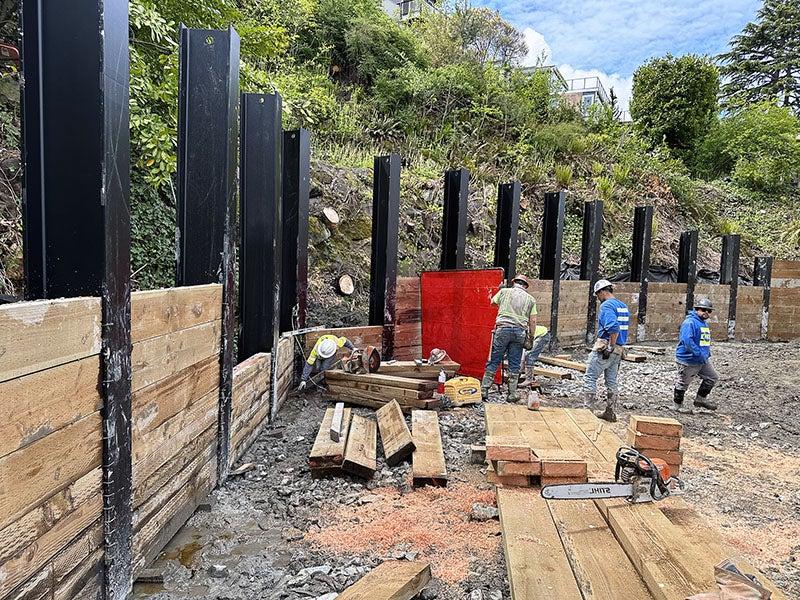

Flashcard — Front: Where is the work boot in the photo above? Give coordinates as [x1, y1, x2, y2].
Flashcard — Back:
[673, 388, 692, 414]
[519, 366, 535, 387]
[507, 373, 521, 403]
[606, 390, 619, 408]
[582, 391, 596, 408]
[480, 370, 496, 400]
[594, 405, 617, 422]
[693, 380, 717, 411]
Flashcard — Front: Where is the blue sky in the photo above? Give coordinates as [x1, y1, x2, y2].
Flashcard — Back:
[478, 0, 761, 110]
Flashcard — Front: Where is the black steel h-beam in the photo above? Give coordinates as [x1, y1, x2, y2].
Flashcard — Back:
[581, 201, 603, 344]
[177, 26, 240, 484]
[239, 92, 282, 360]
[678, 230, 699, 313]
[440, 168, 469, 270]
[280, 129, 311, 333]
[493, 181, 521, 282]
[720, 234, 740, 340]
[631, 206, 653, 341]
[541, 192, 566, 348]
[22, 0, 133, 596]
[369, 155, 401, 359]
[754, 256, 772, 339]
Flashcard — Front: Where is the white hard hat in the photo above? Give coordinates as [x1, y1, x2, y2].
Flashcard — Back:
[593, 279, 613, 294]
[318, 338, 337, 359]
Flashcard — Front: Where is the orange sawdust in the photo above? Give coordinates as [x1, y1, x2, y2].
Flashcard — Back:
[303, 483, 501, 584]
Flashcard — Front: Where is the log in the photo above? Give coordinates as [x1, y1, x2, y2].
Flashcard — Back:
[342, 415, 377, 479]
[337, 274, 355, 296]
[411, 410, 447, 487]
[376, 400, 415, 466]
[337, 561, 431, 600]
[309, 407, 352, 470]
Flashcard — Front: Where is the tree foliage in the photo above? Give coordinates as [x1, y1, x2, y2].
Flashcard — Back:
[718, 0, 800, 114]
[630, 54, 719, 156]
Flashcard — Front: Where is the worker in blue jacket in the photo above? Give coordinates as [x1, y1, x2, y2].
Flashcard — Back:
[583, 279, 630, 422]
[674, 298, 719, 413]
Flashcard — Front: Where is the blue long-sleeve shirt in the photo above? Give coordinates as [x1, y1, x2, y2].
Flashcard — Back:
[675, 312, 711, 365]
[597, 297, 629, 346]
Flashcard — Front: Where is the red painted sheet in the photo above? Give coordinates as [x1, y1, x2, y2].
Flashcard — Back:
[421, 269, 504, 380]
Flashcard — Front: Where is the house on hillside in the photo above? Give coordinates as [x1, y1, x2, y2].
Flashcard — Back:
[382, 0, 440, 21]
[563, 76, 610, 114]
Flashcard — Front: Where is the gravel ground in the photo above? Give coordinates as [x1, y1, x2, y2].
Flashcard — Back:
[133, 341, 800, 600]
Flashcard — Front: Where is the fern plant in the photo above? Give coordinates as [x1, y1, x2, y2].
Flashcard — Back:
[555, 164, 573, 189]
[595, 176, 616, 202]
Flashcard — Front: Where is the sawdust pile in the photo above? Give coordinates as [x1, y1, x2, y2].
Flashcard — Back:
[304, 483, 501, 583]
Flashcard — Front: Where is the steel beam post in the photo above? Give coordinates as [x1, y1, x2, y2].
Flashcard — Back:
[754, 256, 772, 340]
[540, 192, 565, 349]
[239, 92, 282, 360]
[21, 0, 133, 595]
[720, 234, 741, 340]
[631, 206, 653, 341]
[581, 200, 603, 344]
[678, 230, 699, 313]
[280, 129, 310, 333]
[493, 181, 521, 282]
[369, 154, 401, 359]
[177, 26, 240, 484]
[440, 168, 469, 270]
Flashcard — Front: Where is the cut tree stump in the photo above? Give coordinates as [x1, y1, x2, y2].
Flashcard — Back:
[337, 274, 355, 296]
[321, 207, 340, 227]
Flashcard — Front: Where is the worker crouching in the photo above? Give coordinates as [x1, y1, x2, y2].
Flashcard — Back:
[583, 279, 630, 422]
[481, 275, 538, 403]
[298, 334, 355, 391]
[674, 298, 719, 413]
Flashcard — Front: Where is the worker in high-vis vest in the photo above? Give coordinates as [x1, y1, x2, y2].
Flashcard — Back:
[674, 298, 718, 413]
[583, 279, 630, 422]
[521, 325, 551, 384]
[298, 334, 355, 390]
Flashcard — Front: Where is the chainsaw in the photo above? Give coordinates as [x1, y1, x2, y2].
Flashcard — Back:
[541, 447, 685, 504]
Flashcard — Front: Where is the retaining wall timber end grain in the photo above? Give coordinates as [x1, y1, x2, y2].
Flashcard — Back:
[0, 297, 105, 599]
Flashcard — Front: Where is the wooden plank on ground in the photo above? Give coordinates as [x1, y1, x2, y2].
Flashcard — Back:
[326, 384, 435, 409]
[324, 370, 436, 391]
[337, 560, 431, 600]
[624, 353, 648, 363]
[326, 378, 433, 400]
[629, 416, 683, 438]
[131, 284, 222, 343]
[330, 402, 345, 442]
[533, 367, 573, 380]
[547, 499, 654, 600]
[378, 361, 460, 379]
[411, 410, 447, 487]
[537, 356, 587, 372]
[497, 487, 582, 600]
[0, 356, 102, 459]
[0, 297, 102, 383]
[342, 415, 377, 479]
[309, 407, 352, 470]
[376, 400, 415, 466]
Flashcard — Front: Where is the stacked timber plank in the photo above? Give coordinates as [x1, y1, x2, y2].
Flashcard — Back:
[338, 560, 431, 599]
[0, 297, 105, 599]
[230, 352, 271, 466]
[627, 415, 684, 476]
[485, 435, 588, 488]
[394, 276, 423, 360]
[377, 359, 459, 380]
[487, 406, 787, 600]
[325, 370, 439, 412]
[130, 284, 223, 574]
[309, 406, 354, 477]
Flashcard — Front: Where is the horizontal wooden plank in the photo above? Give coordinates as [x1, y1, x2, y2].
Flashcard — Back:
[325, 370, 436, 391]
[131, 284, 222, 343]
[0, 356, 101, 459]
[0, 413, 101, 531]
[326, 384, 435, 409]
[0, 297, 102, 383]
[131, 320, 221, 392]
[337, 561, 431, 600]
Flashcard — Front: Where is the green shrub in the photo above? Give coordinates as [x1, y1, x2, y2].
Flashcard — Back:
[555, 164, 573, 188]
[595, 176, 616, 202]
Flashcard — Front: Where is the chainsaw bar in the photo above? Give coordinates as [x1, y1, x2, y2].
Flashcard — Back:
[541, 482, 634, 501]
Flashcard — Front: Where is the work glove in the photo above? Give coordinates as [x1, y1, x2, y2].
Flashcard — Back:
[600, 348, 612, 360]
[297, 380, 307, 392]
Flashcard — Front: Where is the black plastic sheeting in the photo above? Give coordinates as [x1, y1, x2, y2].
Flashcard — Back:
[560, 263, 753, 285]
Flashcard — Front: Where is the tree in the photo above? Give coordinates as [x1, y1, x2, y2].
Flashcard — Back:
[630, 54, 719, 157]
[718, 0, 800, 114]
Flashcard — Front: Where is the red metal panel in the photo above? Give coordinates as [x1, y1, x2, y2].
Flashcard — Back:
[421, 269, 504, 380]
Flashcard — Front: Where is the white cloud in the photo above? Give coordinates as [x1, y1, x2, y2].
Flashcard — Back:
[558, 64, 634, 113]
[521, 27, 552, 66]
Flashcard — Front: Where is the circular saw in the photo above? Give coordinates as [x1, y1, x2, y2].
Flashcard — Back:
[342, 345, 381, 374]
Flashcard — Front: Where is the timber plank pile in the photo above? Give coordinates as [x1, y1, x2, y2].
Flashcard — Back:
[627, 415, 684, 476]
[377, 359, 460, 379]
[325, 370, 440, 412]
[487, 406, 787, 600]
[0, 297, 105, 599]
[230, 351, 271, 466]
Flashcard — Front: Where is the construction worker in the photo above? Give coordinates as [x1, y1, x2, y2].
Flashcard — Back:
[481, 274, 537, 403]
[584, 279, 629, 422]
[521, 325, 551, 384]
[298, 334, 355, 390]
[674, 298, 719, 413]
